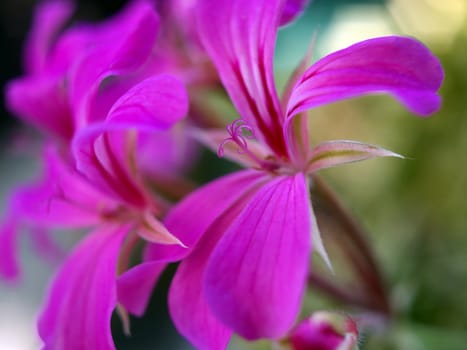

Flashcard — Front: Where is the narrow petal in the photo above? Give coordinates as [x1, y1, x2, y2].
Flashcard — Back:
[287, 36, 443, 119]
[138, 212, 186, 246]
[196, 0, 287, 156]
[23, 0, 74, 73]
[205, 174, 311, 339]
[307, 140, 403, 174]
[117, 261, 166, 316]
[38, 225, 128, 350]
[144, 170, 268, 263]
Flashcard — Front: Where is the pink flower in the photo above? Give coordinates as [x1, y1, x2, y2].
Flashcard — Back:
[0, 0, 194, 279]
[126, 0, 443, 349]
[1, 1, 191, 349]
[36, 75, 189, 350]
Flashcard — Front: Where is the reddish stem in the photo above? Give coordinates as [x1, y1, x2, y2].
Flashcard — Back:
[309, 175, 391, 315]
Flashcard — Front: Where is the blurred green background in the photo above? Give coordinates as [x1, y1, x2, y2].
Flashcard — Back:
[1, 0, 466, 349]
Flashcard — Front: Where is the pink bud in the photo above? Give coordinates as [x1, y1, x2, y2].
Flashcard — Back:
[289, 312, 358, 350]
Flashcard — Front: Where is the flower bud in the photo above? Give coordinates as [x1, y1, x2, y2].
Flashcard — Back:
[289, 311, 358, 350]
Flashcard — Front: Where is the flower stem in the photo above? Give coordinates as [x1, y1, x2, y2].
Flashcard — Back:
[309, 175, 391, 315]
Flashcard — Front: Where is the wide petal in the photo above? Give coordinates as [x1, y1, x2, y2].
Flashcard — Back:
[286, 36, 443, 119]
[205, 173, 311, 340]
[144, 170, 268, 263]
[38, 225, 128, 350]
[168, 176, 266, 350]
[196, 0, 287, 156]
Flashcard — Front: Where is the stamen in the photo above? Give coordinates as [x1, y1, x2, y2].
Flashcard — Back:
[218, 119, 256, 158]
[218, 119, 280, 172]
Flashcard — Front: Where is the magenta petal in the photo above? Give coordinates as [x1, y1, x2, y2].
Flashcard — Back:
[70, 1, 159, 127]
[205, 173, 311, 340]
[196, 0, 284, 146]
[107, 74, 188, 130]
[144, 170, 267, 263]
[23, 0, 74, 74]
[38, 225, 128, 350]
[169, 230, 234, 350]
[28, 227, 65, 264]
[5, 76, 73, 141]
[136, 124, 199, 178]
[287, 36, 443, 118]
[290, 314, 346, 350]
[280, 0, 310, 26]
[72, 75, 188, 206]
[15, 148, 115, 228]
[117, 261, 166, 316]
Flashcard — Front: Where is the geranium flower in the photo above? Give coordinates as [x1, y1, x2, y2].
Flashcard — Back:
[0, 0, 195, 280]
[124, 0, 443, 349]
[37, 73, 189, 350]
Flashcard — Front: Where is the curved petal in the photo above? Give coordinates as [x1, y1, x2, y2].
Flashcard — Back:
[38, 225, 128, 350]
[106, 75, 188, 129]
[205, 173, 311, 340]
[144, 170, 268, 263]
[196, 0, 287, 156]
[23, 0, 74, 74]
[72, 75, 188, 207]
[70, 1, 159, 128]
[117, 261, 166, 316]
[286, 36, 443, 119]
[168, 176, 266, 350]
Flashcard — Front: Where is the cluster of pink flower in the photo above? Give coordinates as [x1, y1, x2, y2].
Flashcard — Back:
[0, 0, 442, 349]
